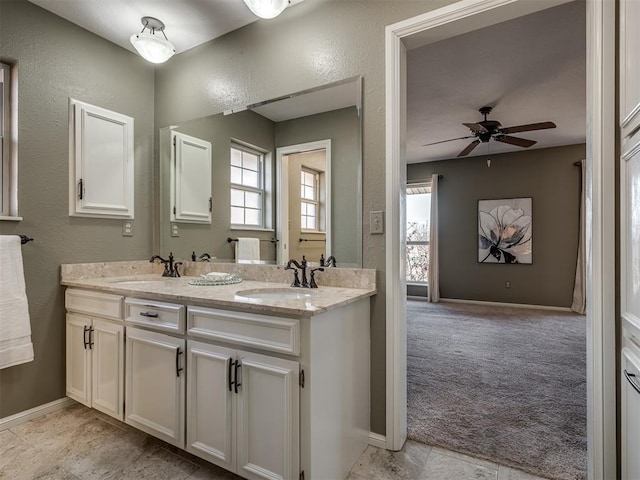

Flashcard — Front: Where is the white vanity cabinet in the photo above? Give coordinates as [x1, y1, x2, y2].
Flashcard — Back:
[187, 340, 299, 480]
[124, 326, 186, 448]
[65, 289, 124, 421]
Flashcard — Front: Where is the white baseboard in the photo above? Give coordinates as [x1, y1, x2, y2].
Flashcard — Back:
[440, 297, 573, 312]
[368, 432, 387, 449]
[0, 397, 76, 431]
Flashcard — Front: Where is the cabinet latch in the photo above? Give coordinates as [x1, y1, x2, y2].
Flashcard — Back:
[299, 369, 305, 388]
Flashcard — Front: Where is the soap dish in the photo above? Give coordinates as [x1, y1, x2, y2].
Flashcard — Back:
[189, 274, 242, 286]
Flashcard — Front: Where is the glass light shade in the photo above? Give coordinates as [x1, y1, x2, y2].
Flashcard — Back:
[130, 32, 175, 64]
[243, 0, 288, 19]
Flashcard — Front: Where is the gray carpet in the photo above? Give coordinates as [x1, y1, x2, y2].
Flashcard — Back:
[407, 300, 587, 480]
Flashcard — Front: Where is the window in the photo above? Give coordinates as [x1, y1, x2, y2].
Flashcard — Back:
[230, 144, 264, 227]
[300, 168, 319, 231]
[406, 183, 431, 283]
[1, 61, 18, 219]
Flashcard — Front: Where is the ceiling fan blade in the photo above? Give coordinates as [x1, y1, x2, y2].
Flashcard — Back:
[495, 135, 536, 148]
[423, 135, 475, 147]
[457, 140, 481, 157]
[463, 122, 488, 133]
[500, 121, 556, 134]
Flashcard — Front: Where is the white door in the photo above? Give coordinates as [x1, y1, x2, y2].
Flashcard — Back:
[91, 319, 124, 421]
[171, 131, 212, 224]
[236, 350, 299, 480]
[66, 314, 91, 406]
[186, 340, 235, 471]
[70, 99, 134, 219]
[620, 2, 640, 479]
[125, 327, 185, 447]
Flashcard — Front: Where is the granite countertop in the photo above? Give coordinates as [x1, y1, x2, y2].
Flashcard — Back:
[61, 273, 376, 317]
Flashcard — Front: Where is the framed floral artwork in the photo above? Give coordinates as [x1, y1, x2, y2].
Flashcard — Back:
[478, 197, 532, 264]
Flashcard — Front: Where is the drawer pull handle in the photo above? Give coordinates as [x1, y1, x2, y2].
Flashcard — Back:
[83, 325, 89, 349]
[625, 370, 640, 395]
[88, 326, 94, 349]
[140, 311, 159, 318]
[228, 359, 234, 392]
[234, 361, 242, 394]
[176, 348, 183, 377]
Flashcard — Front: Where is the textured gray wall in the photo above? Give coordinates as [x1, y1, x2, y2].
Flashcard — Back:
[407, 144, 585, 307]
[0, 0, 155, 417]
[154, 0, 454, 437]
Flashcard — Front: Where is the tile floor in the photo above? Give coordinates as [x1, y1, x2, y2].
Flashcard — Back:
[1, 404, 549, 480]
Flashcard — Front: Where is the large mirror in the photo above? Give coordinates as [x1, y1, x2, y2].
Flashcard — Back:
[158, 77, 362, 267]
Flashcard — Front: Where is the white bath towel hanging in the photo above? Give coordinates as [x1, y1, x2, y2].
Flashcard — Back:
[235, 237, 260, 263]
[0, 235, 34, 369]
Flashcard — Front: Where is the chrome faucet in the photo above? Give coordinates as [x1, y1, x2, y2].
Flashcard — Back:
[285, 255, 309, 287]
[150, 252, 182, 277]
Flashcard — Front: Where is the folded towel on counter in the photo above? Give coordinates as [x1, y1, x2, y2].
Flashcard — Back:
[235, 237, 260, 262]
[0, 236, 34, 369]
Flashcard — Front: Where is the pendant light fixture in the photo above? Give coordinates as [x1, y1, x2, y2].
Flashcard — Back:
[130, 16, 175, 64]
[243, 0, 289, 19]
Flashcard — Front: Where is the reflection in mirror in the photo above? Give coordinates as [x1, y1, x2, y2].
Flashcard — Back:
[159, 76, 362, 267]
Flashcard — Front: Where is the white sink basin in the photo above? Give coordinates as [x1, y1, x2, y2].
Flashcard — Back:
[235, 288, 316, 301]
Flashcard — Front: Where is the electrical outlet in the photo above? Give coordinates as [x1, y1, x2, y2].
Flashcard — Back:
[171, 223, 180, 237]
[122, 220, 134, 237]
[370, 211, 384, 234]
[505, 281, 511, 288]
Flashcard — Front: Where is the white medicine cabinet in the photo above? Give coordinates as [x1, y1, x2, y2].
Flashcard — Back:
[171, 131, 212, 224]
[68, 98, 134, 219]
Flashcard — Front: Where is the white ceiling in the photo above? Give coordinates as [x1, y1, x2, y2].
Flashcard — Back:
[27, 0, 302, 55]
[407, 1, 586, 163]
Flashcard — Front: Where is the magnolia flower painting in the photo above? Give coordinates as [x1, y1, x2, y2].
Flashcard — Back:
[478, 198, 532, 264]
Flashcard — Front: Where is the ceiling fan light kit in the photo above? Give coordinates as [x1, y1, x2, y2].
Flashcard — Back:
[243, 0, 289, 19]
[424, 105, 557, 158]
[130, 16, 175, 64]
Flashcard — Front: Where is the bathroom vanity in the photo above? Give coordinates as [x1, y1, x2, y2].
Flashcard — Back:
[61, 261, 375, 480]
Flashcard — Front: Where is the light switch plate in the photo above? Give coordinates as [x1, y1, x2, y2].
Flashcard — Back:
[122, 220, 134, 237]
[370, 211, 384, 234]
[171, 223, 180, 237]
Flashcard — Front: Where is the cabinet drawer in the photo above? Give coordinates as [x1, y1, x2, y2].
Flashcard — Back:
[125, 298, 186, 334]
[66, 289, 123, 320]
[187, 306, 300, 356]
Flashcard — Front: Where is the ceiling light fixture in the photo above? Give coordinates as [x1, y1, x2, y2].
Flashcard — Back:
[130, 16, 175, 64]
[243, 0, 289, 19]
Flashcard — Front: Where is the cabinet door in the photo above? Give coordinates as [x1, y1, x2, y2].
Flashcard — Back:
[171, 131, 212, 224]
[66, 314, 92, 407]
[69, 99, 134, 219]
[186, 341, 235, 470]
[622, 348, 640, 480]
[236, 351, 299, 480]
[125, 327, 185, 447]
[91, 319, 124, 421]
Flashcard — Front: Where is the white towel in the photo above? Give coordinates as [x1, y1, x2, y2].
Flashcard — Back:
[0, 236, 34, 369]
[235, 237, 260, 262]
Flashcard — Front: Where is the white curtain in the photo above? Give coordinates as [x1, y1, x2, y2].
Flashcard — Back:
[571, 159, 586, 314]
[427, 174, 440, 302]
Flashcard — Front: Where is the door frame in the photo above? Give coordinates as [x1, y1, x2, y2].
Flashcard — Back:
[276, 139, 332, 264]
[384, 1, 616, 478]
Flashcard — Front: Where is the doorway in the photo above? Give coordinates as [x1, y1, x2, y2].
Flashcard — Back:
[385, 0, 616, 478]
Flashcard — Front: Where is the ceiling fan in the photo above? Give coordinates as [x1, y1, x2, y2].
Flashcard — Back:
[424, 106, 557, 157]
